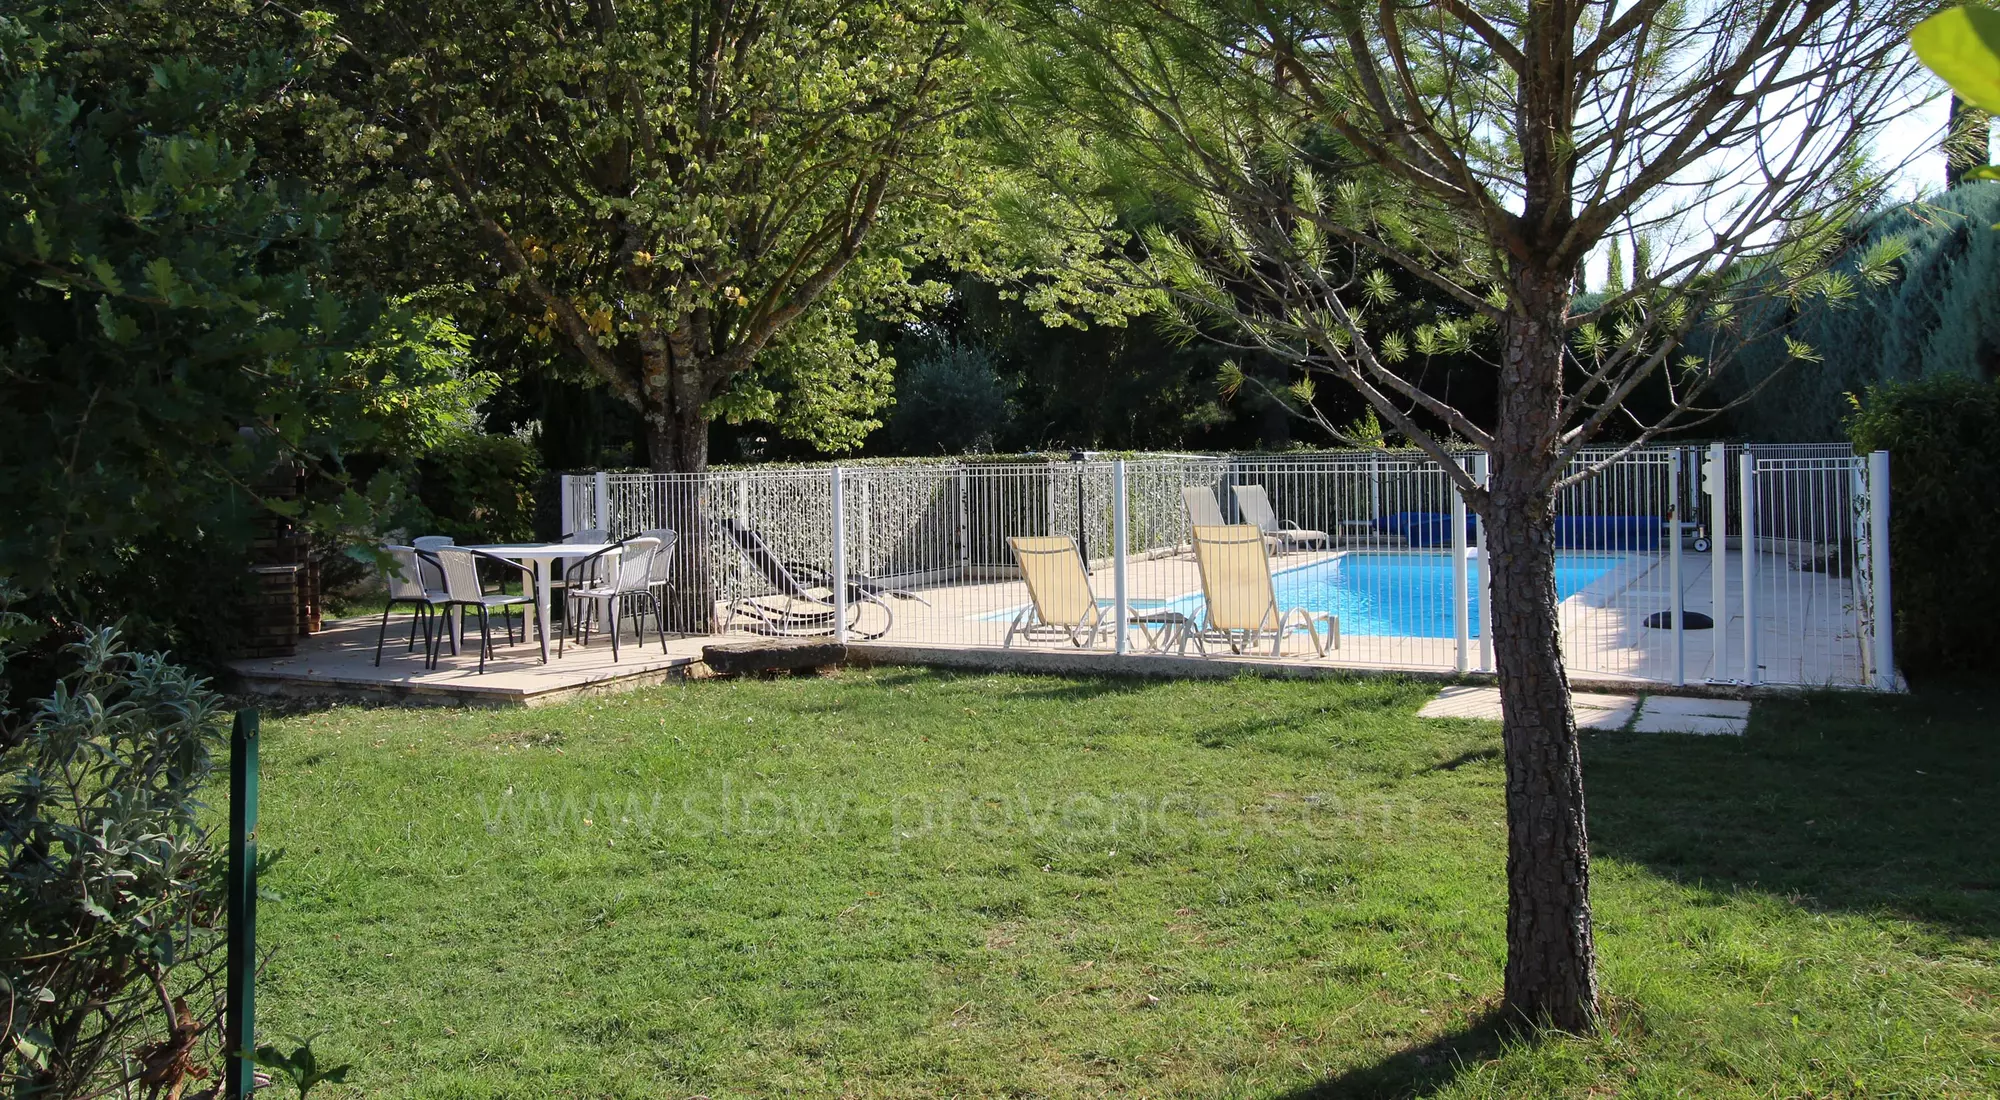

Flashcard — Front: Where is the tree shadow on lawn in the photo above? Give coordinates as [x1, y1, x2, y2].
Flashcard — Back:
[1274, 1011, 1513, 1099]
[1584, 676, 2000, 938]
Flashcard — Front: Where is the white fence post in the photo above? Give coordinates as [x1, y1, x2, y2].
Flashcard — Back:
[1669, 449, 1685, 687]
[559, 474, 579, 538]
[1740, 451, 1757, 685]
[830, 467, 849, 645]
[1707, 442, 1728, 682]
[593, 470, 611, 535]
[1451, 457, 1470, 674]
[1369, 454, 1382, 524]
[858, 477, 873, 578]
[1113, 459, 1130, 655]
[956, 467, 970, 580]
[1474, 452, 1493, 674]
[1869, 450, 1896, 690]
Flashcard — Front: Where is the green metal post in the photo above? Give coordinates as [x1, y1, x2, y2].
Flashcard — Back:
[225, 710, 260, 1100]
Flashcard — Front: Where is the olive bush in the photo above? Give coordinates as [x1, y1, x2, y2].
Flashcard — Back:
[0, 615, 229, 1098]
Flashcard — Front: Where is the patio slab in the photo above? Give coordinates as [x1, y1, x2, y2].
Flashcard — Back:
[1417, 685, 1637, 730]
[1630, 693, 1750, 735]
[1417, 685, 1750, 735]
[230, 617, 709, 708]
[1630, 710, 1748, 736]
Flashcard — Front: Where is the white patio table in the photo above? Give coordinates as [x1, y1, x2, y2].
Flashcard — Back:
[465, 542, 620, 664]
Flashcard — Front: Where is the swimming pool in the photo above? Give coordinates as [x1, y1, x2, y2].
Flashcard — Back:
[1166, 551, 1625, 638]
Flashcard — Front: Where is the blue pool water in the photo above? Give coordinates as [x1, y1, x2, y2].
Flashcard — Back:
[1167, 552, 1625, 638]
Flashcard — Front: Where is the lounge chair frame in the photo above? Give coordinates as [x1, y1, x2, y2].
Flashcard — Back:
[1183, 524, 1340, 657]
[1182, 486, 1279, 555]
[720, 519, 922, 640]
[1003, 536, 1191, 651]
[1231, 484, 1331, 552]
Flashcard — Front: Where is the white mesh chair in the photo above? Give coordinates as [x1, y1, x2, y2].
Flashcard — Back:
[1232, 484, 1330, 551]
[412, 535, 455, 594]
[552, 528, 610, 627]
[637, 528, 678, 621]
[425, 547, 532, 673]
[374, 545, 446, 666]
[561, 536, 664, 661]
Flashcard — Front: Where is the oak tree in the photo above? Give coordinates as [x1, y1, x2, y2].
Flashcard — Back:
[306, 0, 989, 472]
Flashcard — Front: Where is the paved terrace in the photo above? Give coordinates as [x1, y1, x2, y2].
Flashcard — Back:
[865, 543, 1864, 686]
[233, 543, 1867, 706]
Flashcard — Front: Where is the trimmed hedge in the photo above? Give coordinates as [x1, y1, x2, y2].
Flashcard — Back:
[1715, 182, 2000, 440]
[415, 433, 544, 545]
[1847, 374, 2000, 674]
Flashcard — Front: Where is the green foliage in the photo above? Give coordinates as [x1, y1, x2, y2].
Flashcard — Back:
[888, 341, 1015, 454]
[411, 433, 544, 545]
[879, 277, 1278, 454]
[302, 0, 1000, 469]
[1847, 374, 2000, 673]
[246, 1036, 352, 1099]
[1914, 7, 2000, 124]
[1714, 185, 2000, 440]
[343, 312, 497, 455]
[0, 623, 227, 1096]
[0, 1, 430, 656]
[710, 310, 899, 456]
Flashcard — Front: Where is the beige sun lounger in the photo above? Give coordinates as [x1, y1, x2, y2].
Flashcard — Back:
[1182, 486, 1278, 554]
[1185, 524, 1339, 656]
[1005, 535, 1190, 650]
[1232, 484, 1330, 551]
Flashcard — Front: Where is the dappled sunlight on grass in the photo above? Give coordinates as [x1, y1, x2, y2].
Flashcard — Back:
[248, 671, 1998, 1098]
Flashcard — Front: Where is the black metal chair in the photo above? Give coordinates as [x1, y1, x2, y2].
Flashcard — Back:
[560, 536, 665, 661]
[373, 545, 447, 666]
[424, 547, 533, 673]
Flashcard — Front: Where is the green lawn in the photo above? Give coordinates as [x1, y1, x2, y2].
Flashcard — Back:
[248, 669, 2000, 1098]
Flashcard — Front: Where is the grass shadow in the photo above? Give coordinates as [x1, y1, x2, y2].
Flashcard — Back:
[1274, 1011, 1511, 1099]
[1586, 676, 2000, 938]
[219, 691, 375, 719]
[1427, 746, 1502, 773]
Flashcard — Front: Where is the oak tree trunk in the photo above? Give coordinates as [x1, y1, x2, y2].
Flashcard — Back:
[634, 344, 717, 630]
[1485, 266, 1600, 1031]
[641, 384, 712, 475]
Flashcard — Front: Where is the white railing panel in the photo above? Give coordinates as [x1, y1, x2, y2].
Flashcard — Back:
[560, 444, 1875, 688]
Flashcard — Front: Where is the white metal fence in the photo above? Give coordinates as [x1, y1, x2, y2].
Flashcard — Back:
[561, 445, 1893, 690]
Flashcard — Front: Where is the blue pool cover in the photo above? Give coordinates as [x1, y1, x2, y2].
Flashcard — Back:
[1377, 512, 1661, 551]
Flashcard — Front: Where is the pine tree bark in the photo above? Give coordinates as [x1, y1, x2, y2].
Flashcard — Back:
[1486, 266, 1599, 1031]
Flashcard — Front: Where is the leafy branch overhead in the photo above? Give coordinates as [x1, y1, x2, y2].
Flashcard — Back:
[977, 0, 1929, 488]
[1912, 6, 2000, 184]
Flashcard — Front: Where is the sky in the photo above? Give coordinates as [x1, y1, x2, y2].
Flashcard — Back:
[1583, 64, 1967, 288]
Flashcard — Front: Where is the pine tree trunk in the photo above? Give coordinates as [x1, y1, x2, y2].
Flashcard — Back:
[1487, 267, 1599, 1032]
[1946, 94, 1992, 190]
